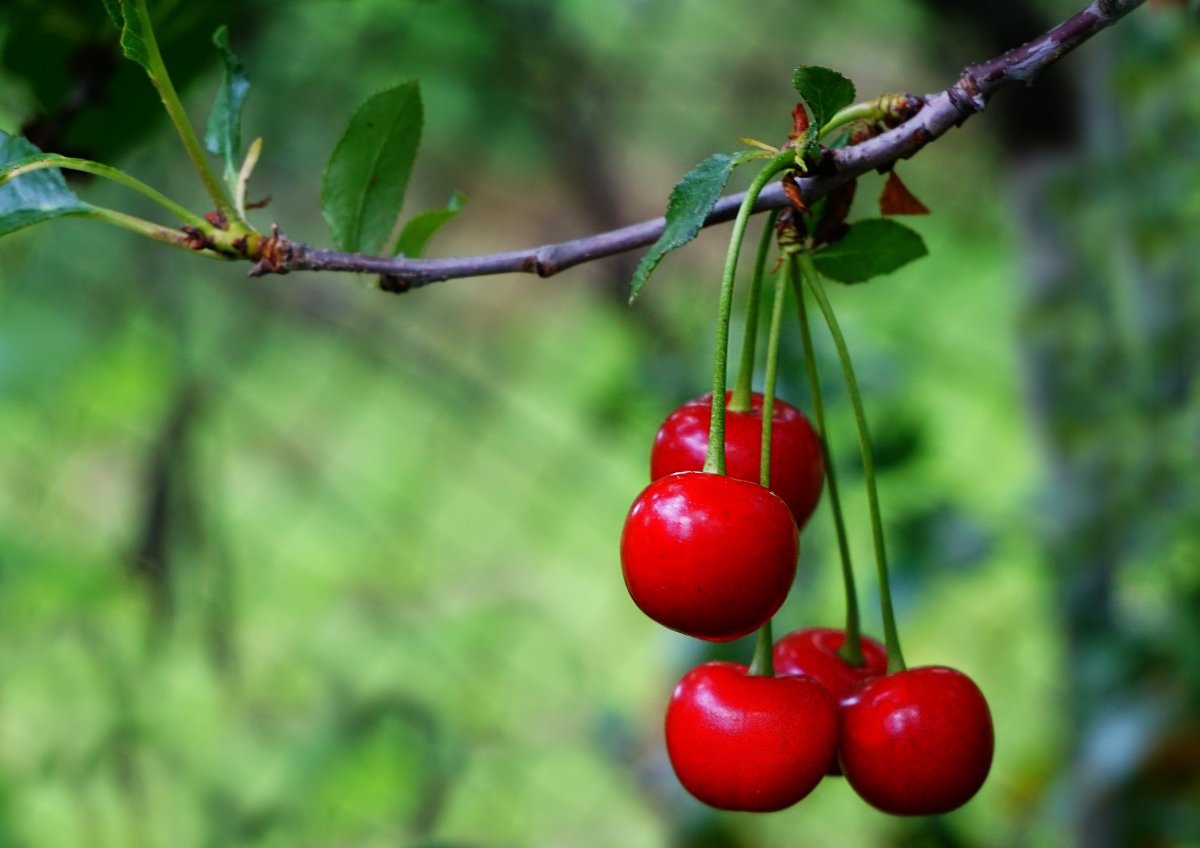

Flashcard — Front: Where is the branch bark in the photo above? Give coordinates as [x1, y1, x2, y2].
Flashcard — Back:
[260, 0, 1146, 292]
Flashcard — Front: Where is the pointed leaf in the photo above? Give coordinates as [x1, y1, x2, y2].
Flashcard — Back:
[0, 133, 91, 237]
[393, 191, 466, 258]
[879, 170, 930, 216]
[812, 218, 926, 284]
[101, 0, 123, 27]
[629, 152, 739, 302]
[204, 25, 251, 181]
[792, 66, 856, 132]
[116, 0, 152, 73]
[322, 81, 424, 254]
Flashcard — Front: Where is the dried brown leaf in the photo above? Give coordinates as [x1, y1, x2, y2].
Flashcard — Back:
[879, 170, 930, 216]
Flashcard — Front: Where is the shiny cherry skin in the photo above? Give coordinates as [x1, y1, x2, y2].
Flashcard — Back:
[839, 666, 994, 815]
[774, 627, 889, 775]
[650, 392, 824, 528]
[620, 471, 798, 641]
[774, 627, 888, 704]
[665, 661, 838, 812]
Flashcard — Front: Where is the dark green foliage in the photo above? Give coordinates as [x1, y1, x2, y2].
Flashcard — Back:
[100, 0, 123, 28]
[812, 218, 927, 283]
[1, 0, 248, 162]
[1016, 18, 1200, 844]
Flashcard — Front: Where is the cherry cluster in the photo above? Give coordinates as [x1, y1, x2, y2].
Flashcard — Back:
[615, 87, 999, 812]
[621, 395, 994, 814]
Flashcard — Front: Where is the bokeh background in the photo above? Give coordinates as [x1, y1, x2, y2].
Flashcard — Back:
[1, 1, 1198, 846]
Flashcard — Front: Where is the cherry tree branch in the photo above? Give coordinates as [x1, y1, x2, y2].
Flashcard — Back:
[254, 0, 1145, 292]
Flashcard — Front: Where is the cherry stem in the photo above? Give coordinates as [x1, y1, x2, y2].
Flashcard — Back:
[796, 252, 906, 673]
[745, 261, 791, 679]
[729, 210, 780, 413]
[789, 256, 864, 667]
[702, 150, 795, 476]
[759, 264, 787, 489]
[747, 618, 775, 677]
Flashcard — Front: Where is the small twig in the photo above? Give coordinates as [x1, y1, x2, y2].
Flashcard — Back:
[258, 0, 1145, 292]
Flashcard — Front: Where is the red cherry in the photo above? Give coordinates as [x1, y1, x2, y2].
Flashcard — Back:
[774, 627, 889, 775]
[665, 661, 838, 812]
[620, 471, 798, 641]
[774, 627, 888, 704]
[650, 392, 825, 528]
[839, 666, 994, 815]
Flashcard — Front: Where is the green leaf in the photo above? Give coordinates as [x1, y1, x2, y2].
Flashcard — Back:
[115, 0, 152, 73]
[792, 66, 856, 132]
[812, 218, 927, 284]
[393, 191, 466, 258]
[5, 1, 244, 163]
[322, 81, 424, 255]
[203, 25, 251, 182]
[101, 0, 123, 27]
[629, 153, 739, 302]
[0, 133, 91, 237]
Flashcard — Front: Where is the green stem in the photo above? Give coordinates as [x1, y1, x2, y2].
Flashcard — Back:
[702, 149, 794, 475]
[796, 252, 906, 673]
[747, 618, 775, 677]
[819, 101, 882, 140]
[789, 256, 863, 667]
[729, 209, 780, 413]
[131, 0, 238, 222]
[1, 157, 207, 227]
[820, 94, 918, 141]
[746, 241, 793, 679]
[760, 264, 787, 488]
[78, 207, 227, 258]
[746, 257, 795, 679]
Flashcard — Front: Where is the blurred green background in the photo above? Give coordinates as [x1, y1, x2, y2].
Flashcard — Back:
[1, 1, 1198, 846]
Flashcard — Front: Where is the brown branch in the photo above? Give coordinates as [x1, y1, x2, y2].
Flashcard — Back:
[259, 0, 1146, 292]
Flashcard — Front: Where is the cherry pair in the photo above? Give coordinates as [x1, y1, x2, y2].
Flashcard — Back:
[621, 392, 822, 641]
[667, 628, 994, 815]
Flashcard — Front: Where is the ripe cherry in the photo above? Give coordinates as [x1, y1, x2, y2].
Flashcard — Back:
[621, 471, 798, 641]
[839, 666, 994, 815]
[774, 627, 888, 704]
[665, 661, 838, 812]
[774, 627, 888, 775]
[650, 392, 824, 528]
